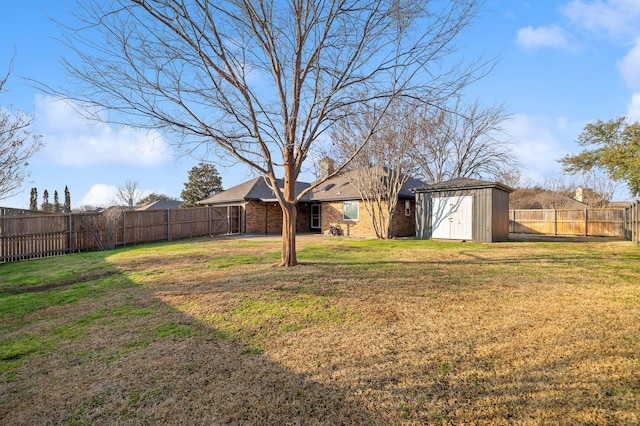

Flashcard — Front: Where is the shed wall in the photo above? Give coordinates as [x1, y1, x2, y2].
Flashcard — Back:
[491, 189, 511, 241]
[415, 186, 511, 242]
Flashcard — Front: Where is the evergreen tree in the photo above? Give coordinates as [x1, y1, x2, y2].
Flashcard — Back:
[29, 187, 38, 211]
[180, 163, 223, 207]
[64, 186, 71, 213]
[53, 190, 61, 213]
[41, 189, 52, 212]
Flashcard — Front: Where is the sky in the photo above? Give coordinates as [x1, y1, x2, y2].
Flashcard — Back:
[1, 0, 640, 209]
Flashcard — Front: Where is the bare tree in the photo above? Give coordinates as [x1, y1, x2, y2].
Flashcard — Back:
[1, 63, 43, 200]
[575, 171, 617, 208]
[536, 178, 576, 209]
[115, 179, 143, 210]
[78, 207, 123, 250]
[413, 100, 514, 184]
[329, 101, 420, 239]
[61, 0, 489, 266]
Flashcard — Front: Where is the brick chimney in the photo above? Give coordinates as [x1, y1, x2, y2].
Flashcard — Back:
[319, 157, 335, 181]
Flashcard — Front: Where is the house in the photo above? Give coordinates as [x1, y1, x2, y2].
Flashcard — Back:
[135, 200, 183, 210]
[413, 177, 513, 242]
[196, 177, 315, 235]
[310, 168, 424, 238]
[197, 170, 423, 238]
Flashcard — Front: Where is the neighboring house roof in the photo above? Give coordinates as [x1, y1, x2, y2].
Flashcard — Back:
[197, 177, 313, 205]
[412, 177, 514, 193]
[135, 200, 183, 210]
[197, 169, 426, 205]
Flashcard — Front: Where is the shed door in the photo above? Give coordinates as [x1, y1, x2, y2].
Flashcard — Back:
[431, 195, 473, 240]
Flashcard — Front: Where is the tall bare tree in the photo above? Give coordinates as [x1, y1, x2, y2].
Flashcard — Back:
[1, 63, 43, 200]
[413, 100, 514, 184]
[330, 101, 421, 239]
[61, 0, 488, 266]
[115, 179, 143, 210]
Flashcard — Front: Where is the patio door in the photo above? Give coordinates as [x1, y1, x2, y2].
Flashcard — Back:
[310, 204, 321, 230]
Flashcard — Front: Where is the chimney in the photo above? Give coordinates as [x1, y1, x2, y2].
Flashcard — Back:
[575, 186, 584, 202]
[319, 157, 335, 181]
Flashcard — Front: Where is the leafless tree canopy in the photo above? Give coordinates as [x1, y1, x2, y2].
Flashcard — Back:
[412, 101, 514, 184]
[329, 101, 420, 238]
[115, 179, 143, 209]
[61, 0, 488, 265]
[0, 65, 43, 200]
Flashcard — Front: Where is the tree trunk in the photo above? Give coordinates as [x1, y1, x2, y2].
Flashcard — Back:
[280, 202, 298, 267]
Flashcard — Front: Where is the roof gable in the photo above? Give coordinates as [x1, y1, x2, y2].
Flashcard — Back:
[197, 176, 313, 205]
[312, 167, 426, 201]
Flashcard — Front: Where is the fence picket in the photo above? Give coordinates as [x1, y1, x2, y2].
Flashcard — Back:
[510, 206, 639, 243]
[0, 206, 232, 263]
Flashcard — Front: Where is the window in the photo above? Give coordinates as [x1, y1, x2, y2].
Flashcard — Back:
[343, 200, 359, 221]
[405, 200, 411, 216]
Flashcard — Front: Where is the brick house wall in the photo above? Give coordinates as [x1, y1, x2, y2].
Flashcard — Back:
[244, 200, 312, 235]
[320, 198, 416, 238]
[389, 198, 417, 237]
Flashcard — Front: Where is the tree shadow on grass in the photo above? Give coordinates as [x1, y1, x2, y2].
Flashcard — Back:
[0, 253, 384, 426]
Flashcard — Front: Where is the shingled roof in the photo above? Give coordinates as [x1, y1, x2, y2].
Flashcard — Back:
[198, 169, 426, 205]
[197, 177, 313, 205]
[312, 168, 425, 201]
[412, 177, 514, 193]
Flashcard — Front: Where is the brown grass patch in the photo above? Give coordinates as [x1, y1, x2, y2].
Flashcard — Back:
[1, 236, 639, 425]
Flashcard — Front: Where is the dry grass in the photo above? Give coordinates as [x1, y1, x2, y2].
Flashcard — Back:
[1, 235, 639, 425]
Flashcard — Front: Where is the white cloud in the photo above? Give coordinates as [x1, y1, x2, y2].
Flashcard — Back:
[504, 114, 571, 183]
[77, 184, 118, 208]
[618, 37, 640, 89]
[516, 25, 572, 50]
[34, 95, 174, 167]
[626, 92, 640, 121]
[561, 0, 640, 39]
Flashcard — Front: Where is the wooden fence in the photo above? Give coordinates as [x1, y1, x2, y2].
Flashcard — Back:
[509, 208, 633, 239]
[625, 201, 639, 246]
[0, 206, 233, 263]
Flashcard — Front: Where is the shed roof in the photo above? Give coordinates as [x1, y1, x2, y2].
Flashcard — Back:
[412, 177, 514, 194]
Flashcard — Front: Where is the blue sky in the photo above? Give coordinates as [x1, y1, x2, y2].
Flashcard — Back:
[1, 0, 639, 209]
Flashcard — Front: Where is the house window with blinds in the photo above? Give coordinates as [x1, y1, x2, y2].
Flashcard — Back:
[343, 201, 359, 221]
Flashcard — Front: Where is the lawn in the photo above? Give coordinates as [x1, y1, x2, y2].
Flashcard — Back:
[1, 235, 639, 425]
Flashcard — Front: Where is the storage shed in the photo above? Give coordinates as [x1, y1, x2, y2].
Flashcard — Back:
[413, 178, 514, 242]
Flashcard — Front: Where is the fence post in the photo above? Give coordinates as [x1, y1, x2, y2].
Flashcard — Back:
[584, 209, 588, 237]
[167, 208, 171, 242]
[631, 200, 640, 246]
[68, 213, 73, 254]
[554, 209, 557, 236]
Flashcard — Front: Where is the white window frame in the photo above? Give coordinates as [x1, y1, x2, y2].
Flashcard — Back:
[405, 199, 411, 216]
[343, 200, 359, 221]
